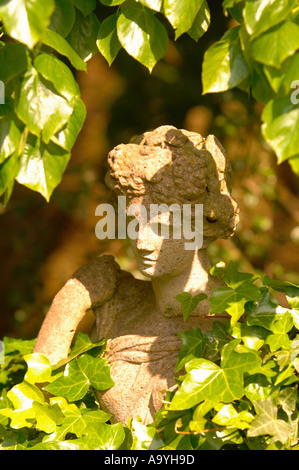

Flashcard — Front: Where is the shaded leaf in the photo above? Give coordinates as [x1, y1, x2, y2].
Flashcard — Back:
[175, 328, 207, 372]
[67, 11, 100, 62]
[49, 0, 76, 37]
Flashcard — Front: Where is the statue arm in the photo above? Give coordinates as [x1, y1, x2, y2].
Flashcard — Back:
[33, 255, 119, 364]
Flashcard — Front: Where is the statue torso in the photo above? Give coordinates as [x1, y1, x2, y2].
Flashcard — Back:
[91, 268, 211, 424]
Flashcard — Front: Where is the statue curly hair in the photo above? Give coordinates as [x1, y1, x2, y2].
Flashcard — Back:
[105, 125, 239, 245]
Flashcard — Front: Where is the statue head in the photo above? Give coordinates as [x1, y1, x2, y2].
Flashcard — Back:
[105, 125, 239, 278]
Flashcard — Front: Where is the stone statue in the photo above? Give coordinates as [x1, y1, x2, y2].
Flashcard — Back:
[33, 125, 239, 424]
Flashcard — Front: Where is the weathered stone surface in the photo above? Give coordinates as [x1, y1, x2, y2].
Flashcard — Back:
[34, 125, 239, 424]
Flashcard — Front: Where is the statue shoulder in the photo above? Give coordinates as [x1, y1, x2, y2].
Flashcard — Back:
[70, 254, 121, 309]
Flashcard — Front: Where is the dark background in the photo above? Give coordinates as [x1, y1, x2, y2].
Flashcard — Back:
[1, 2, 298, 339]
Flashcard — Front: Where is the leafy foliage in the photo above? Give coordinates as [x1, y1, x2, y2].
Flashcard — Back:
[1, 262, 299, 450]
[1, 0, 298, 205]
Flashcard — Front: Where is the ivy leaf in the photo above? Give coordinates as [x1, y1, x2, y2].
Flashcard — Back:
[248, 397, 293, 444]
[163, 0, 203, 39]
[53, 332, 105, 369]
[45, 355, 114, 401]
[32, 402, 65, 433]
[243, 0, 297, 39]
[67, 11, 100, 62]
[0, 0, 55, 49]
[175, 292, 207, 321]
[23, 353, 52, 384]
[15, 67, 74, 143]
[202, 26, 249, 94]
[168, 339, 261, 410]
[117, 5, 168, 72]
[247, 289, 293, 333]
[261, 97, 299, 163]
[250, 21, 299, 68]
[78, 422, 125, 450]
[16, 135, 71, 201]
[43, 29, 87, 71]
[175, 328, 207, 373]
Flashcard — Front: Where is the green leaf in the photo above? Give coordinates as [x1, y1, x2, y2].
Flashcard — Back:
[100, 0, 125, 5]
[49, 0, 76, 37]
[248, 397, 293, 444]
[250, 21, 299, 68]
[51, 96, 86, 152]
[45, 355, 114, 401]
[175, 328, 207, 373]
[163, 0, 203, 39]
[116, 5, 168, 72]
[0, 43, 29, 83]
[175, 292, 207, 321]
[168, 339, 261, 410]
[0, 152, 19, 196]
[209, 287, 247, 325]
[96, 13, 122, 66]
[15, 67, 74, 143]
[262, 275, 299, 299]
[44, 397, 110, 441]
[243, 0, 297, 39]
[0, 101, 24, 163]
[78, 422, 125, 450]
[53, 332, 104, 368]
[67, 11, 100, 62]
[138, 0, 162, 11]
[261, 97, 299, 163]
[0, 0, 55, 48]
[247, 289, 293, 333]
[263, 54, 299, 96]
[73, 0, 96, 16]
[43, 29, 87, 71]
[16, 135, 71, 201]
[212, 403, 254, 429]
[202, 26, 249, 94]
[187, 0, 210, 41]
[34, 53, 80, 101]
[32, 402, 65, 433]
[231, 323, 267, 351]
[3, 337, 35, 356]
[130, 420, 163, 450]
[23, 353, 52, 384]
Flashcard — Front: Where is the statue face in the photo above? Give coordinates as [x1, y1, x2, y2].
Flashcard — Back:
[127, 200, 196, 278]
